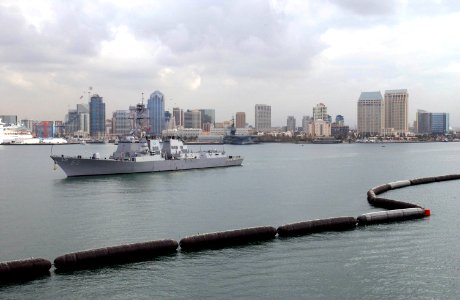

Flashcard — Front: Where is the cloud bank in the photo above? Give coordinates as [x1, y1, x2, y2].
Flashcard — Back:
[1, 0, 460, 127]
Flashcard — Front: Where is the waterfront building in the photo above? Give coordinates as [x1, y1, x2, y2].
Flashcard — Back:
[65, 103, 89, 137]
[172, 107, 184, 127]
[313, 103, 328, 121]
[331, 124, 349, 139]
[54, 120, 65, 137]
[235, 112, 246, 128]
[184, 110, 202, 129]
[33, 121, 56, 138]
[357, 91, 384, 137]
[0, 115, 17, 125]
[335, 115, 344, 126]
[255, 104, 271, 132]
[416, 110, 431, 134]
[286, 116, 296, 132]
[199, 109, 215, 129]
[302, 116, 311, 132]
[147, 91, 165, 136]
[308, 119, 331, 137]
[384, 89, 408, 135]
[112, 110, 132, 137]
[20, 119, 36, 130]
[431, 113, 449, 134]
[162, 128, 202, 138]
[89, 94, 106, 138]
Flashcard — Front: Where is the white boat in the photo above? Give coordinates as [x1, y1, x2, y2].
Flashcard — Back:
[51, 104, 243, 177]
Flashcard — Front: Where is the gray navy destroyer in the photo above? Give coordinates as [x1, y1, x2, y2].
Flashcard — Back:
[51, 103, 243, 177]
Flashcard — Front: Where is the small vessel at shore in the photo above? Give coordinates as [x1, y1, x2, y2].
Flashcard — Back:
[51, 103, 243, 177]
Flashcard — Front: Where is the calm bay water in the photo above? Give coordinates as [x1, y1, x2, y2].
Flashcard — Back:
[1, 142, 459, 299]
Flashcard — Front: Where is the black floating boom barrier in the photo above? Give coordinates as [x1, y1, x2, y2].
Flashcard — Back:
[368, 197, 421, 210]
[357, 208, 426, 225]
[54, 239, 178, 271]
[179, 226, 277, 251]
[0, 258, 51, 282]
[277, 216, 357, 237]
[9, 173, 460, 284]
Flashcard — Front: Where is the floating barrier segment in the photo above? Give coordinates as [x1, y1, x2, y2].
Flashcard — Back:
[368, 197, 421, 210]
[54, 239, 178, 271]
[387, 180, 411, 190]
[179, 226, 277, 251]
[371, 184, 391, 195]
[357, 208, 425, 225]
[410, 176, 437, 185]
[0, 258, 51, 281]
[277, 217, 356, 237]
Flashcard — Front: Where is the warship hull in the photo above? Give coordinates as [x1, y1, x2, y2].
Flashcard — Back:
[51, 155, 243, 177]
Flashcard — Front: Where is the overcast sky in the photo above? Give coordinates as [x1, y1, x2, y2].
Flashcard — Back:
[1, 0, 460, 128]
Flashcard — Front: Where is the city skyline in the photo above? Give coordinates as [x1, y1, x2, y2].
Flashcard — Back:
[1, 1, 460, 127]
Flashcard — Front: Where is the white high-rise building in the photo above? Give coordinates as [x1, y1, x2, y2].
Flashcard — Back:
[313, 103, 328, 121]
[255, 104, 271, 132]
[357, 91, 384, 136]
[384, 89, 409, 135]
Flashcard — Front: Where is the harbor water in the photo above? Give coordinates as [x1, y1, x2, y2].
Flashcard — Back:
[1, 142, 459, 299]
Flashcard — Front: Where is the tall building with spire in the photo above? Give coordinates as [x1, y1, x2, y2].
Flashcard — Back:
[147, 91, 165, 136]
[89, 94, 106, 138]
[384, 89, 409, 135]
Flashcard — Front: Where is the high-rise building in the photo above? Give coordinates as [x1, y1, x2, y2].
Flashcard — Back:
[431, 113, 449, 134]
[313, 103, 328, 121]
[255, 104, 271, 132]
[235, 112, 246, 128]
[416, 110, 431, 134]
[147, 91, 165, 136]
[286, 116, 296, 132]
[302, 116, 311, 132]
[0, 115, 17, 125]
[199, 109, 215, 130]
[89, 95, 105, 138]
[112, 110, 132, 136]
[357, 91, 384, 137]
[184, 110, 202, 128]
[384, 89, 408, 135]
[173, 107, 184, 127]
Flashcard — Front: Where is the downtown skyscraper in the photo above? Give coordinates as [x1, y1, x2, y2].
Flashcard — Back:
[235, 112, 246, 128]
[255, 104, 271, 132]
[89, 94, 106, 138]
[357, 91, 384, 136]
[384, 89, 409, 135]
[147, 91, 165, 136]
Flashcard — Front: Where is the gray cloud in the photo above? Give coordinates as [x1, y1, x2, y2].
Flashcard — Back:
[1, 0, 460, 127]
